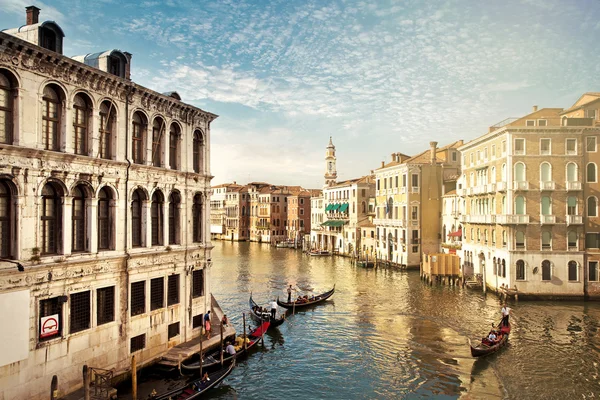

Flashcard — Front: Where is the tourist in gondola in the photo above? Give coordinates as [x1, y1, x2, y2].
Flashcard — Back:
[501, 303, 511, 327]
[225, 341, 236, 355]
[270, 299, 278, 319]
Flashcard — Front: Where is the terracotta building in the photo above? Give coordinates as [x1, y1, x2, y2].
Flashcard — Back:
[0, 8, 216, 399]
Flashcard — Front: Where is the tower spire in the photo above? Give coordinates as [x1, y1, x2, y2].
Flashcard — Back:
[324, 137, 337, 187]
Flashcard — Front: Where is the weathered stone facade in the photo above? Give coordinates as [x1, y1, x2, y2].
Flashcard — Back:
[0, 11, 216, 400]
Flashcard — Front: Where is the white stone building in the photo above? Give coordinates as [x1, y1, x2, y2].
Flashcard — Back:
[0, 7, 216, 399]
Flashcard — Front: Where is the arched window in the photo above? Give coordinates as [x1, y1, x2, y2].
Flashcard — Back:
[151, 191, 164, 245]
[491, 166, 496, 183]
[169, 192, 181, 245]
[491, 228, 495, 245]
[540, 163, 551, 182]
[502, 259, 506, 277]
[42, 85, 62, 151]
[502, 230, 507, 246]
[361, 201, 366, 213]
[169, 123, 180, 170]
[568, 231, 577, 250]
[588, 196, 598, 217]
[73, 93, 91, 155]
[132, 112, 147, 164]
[99, 101, 115, 159]
[0, 70, 15, 144]
[131, 189, 144, 247]
[516, 231, 525, 249]
[542, 260, 552, 281]
[0, 180, 14, 258]
[515, 196, 525, 214]
[568, 261, 578, 281]
[567, 196, 577, 215]
[72, 185, 88, 252]
[587, 163, 597, 183]
[501, 164, 506, 181]
[97, 187, 112, 250]
[541, 196, 551, 215]
[514, 162, 525, 181]
[193, 193, 203, 242]
[566, 162, 577, 182]
[542, 231, 552, 250]
[193, 130, 204, 173]
[151, 117, 164, 167]
[502, 196, 506, 214]
[387, 197, 393, 219]
[493, 258, 497, 275]
[516, 260, 525, 280]
[41, 183, 62, 254]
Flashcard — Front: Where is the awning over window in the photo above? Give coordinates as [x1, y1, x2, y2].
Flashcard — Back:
[321, 220, 348, 227]
[338, 203, 349, 213]
[448, 229, 462, 237]
[330, 204, 341, 212]
[325, 204, 333, 211]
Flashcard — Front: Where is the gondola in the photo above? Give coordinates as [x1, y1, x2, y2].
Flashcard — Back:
[276, 285, 335, 309]
[469, 321, 511, 357]
[181, 321, 269, 372]
[249, 293, 286, 328]
[152, 360, 235, 399]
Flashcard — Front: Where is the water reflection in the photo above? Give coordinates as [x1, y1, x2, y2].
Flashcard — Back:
[205, 242, 600, 399]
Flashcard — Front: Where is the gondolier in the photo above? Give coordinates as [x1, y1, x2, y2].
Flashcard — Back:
[501, 303, 511, 327]
[287, 285, 293, 303]
[270, 299, 278, 319]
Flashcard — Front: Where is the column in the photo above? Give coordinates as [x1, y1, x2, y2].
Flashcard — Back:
[62, 196, 73, 255]
[144, 200, 152, 248]
[89, 200, 98, 253]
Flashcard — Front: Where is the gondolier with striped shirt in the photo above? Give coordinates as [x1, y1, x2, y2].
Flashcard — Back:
[501, 303, 511, 327]
[287, 285, 293, 303]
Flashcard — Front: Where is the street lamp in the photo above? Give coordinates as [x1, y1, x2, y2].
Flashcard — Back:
[0, 258, 25, 271]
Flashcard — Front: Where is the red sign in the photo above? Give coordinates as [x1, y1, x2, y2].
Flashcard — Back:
[449, 249, 456, 254]
[40, 314, 59, 338]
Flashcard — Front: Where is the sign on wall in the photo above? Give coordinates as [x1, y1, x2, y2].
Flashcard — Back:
[40, 314, 59, 338]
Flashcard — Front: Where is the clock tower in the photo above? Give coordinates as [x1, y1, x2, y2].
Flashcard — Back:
[325, 136, 337, 187]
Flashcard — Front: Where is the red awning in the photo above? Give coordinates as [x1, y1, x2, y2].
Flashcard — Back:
[448, 229, 462, 237]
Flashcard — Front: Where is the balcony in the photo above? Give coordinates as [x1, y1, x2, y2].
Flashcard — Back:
[540, 215, 556, 224]
[513, 181, 529, 190]
[496, 181, 507, 192]
[567, 215, 583, 225]
[473, 185, 487, 195]
[539, 181, 555, 191]
[496, 214, 530, 224]
[488, 183, 496, 192]
[411, 187, 420, 194]
[373, 218, 405, 227]
[566, 181, 582, 191]
[400, 187, 407, 194]
[460, 215, 496, 224]
[457, 188, 466, 196]
[393, 188, 398, 194]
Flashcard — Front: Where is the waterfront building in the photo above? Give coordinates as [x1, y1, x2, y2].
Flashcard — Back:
[459, 103, 600, 298]
[440, 185, 464, 256]
[210, 182, 242, 240]
[0, 8, 216, 399]
[225, 185, 250, 241]
[286, 188, 317, 245]
[373, 141, 463, 268]
[311, 138, 375, 254]
[310, 192, 325, 249]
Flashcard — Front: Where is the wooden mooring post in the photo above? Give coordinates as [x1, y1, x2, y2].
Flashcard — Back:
[131, 355, 137, 400]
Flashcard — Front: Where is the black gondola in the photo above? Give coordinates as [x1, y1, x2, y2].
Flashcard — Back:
[249, 293, 286, 328]
[181, 321, 269, 372]
[152, 361, 235, 399]
[276, 285, 335, 309]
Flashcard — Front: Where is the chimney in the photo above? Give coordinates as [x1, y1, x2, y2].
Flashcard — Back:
[26, 6, 40, 25]
[381, 161, 385, 168]
[430, 141, 438, 164]
[532, 105, 538, 112]
[391, 153, 397, 162]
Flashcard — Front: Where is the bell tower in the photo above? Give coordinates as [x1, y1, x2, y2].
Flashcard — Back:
[325, 136, 337, 187]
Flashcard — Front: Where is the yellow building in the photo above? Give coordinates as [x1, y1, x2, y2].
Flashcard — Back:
[374, 141, 463, 268]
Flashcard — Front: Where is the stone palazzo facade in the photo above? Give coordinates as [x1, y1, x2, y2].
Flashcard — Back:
[0, 7, 216, 399]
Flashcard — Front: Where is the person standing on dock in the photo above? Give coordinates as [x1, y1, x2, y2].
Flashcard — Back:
[501, 303, 511, 327]
[270, 299, 278, 319]
[287, 285, 293, 303]
[204, 310, 211, 339]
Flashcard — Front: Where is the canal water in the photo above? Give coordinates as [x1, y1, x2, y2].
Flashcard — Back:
[203, 241, 600, 399]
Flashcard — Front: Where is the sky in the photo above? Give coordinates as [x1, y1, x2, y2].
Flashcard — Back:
[1, 0, 600, 188]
